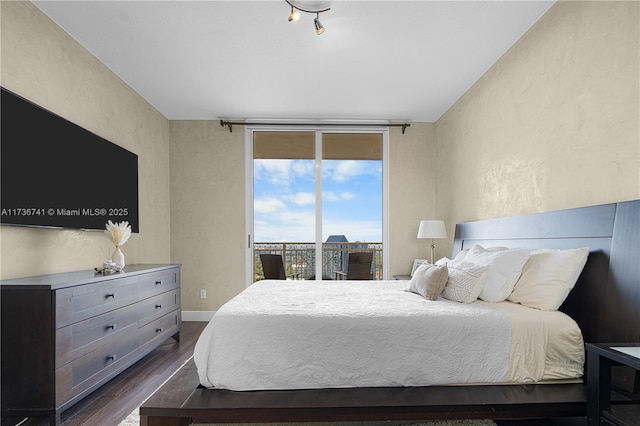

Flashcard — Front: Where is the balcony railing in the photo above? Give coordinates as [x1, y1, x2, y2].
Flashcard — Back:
[254, 242, 383, 281]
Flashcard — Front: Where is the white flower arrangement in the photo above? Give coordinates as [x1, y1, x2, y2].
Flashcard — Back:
[104, 220, 132, 248]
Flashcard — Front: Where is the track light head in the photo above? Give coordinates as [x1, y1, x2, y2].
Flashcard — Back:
[314, 14, 324, 35]
[288, 6, 300, 22]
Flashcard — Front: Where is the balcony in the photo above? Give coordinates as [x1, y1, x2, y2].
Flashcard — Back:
[254, 242, 383, 281]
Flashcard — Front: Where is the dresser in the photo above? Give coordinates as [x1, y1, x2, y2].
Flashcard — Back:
[1, 264, 181, 425]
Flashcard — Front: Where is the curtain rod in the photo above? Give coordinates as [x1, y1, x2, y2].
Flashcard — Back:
[219, 120, 411, 134]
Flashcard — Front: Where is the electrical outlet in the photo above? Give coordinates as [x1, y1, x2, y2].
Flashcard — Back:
[200, 289, 206, 299]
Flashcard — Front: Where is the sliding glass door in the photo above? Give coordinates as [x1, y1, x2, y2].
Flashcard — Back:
[321, 133, 383, 279]
[246, 127, 388, 284]
[251, 131, 317, 280]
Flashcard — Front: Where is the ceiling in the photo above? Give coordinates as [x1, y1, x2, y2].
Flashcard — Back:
[32, 0, 555, 123]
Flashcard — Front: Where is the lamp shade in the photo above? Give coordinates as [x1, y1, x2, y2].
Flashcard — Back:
[417, 220, 447, 239]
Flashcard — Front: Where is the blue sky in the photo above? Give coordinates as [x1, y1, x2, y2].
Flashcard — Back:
[254, 159, 382, 243]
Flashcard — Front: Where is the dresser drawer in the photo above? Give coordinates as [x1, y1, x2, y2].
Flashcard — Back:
[71, 323, 138, 388]
[138, 310, 180, 354]
[55, 323, 141, 405]
[138, 289, 180, 327]
[56, 303, 139, 368]
[55, 276, 139, 328]
[138, 268, 179, 300]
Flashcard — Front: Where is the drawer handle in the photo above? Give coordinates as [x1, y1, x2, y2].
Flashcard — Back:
[155, 280, 162, 285]
[106, 354, 117, 362]
[105, 293, 116, 299]
[106, 324, 117, 331]
[156, 327, 164, 333]
[155, 304, 162, 309]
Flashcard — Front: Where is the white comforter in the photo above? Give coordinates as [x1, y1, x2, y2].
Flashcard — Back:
[194, 280, 584, 391]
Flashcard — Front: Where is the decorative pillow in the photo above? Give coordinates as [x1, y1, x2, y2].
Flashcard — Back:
[508, 247, 590, 311]
[408, 263, 449, 300]
[441, 260, 490, 303]
[463, 245, 531, 303]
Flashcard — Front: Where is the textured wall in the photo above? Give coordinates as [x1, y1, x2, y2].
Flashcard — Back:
[170, 122, 436, 310]
[0, 1, 171, 279]
[435, 0, 640, 255]
[388, 124, 440, 271]
[169, 121, 246, 311]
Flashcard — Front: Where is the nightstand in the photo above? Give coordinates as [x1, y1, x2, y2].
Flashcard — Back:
[393, 275, 411, 280]
[586, 343, 640, 425]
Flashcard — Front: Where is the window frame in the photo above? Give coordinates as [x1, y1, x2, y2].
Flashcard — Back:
[244, 125, 389, 286]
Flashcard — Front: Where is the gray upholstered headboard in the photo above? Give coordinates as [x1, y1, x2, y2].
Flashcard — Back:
[452, 200, 639, 391]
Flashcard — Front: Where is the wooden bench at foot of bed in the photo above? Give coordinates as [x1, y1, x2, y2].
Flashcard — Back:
[139, 359, 587, 426]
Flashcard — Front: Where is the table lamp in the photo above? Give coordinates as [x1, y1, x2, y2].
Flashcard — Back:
[417, 220, 447, 264]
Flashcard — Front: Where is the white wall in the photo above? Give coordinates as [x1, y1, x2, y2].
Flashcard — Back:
[0, 1, 171, 279]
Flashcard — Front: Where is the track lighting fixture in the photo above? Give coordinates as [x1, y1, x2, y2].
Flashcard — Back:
[285, 0, 330, 35]
[314, 13, 324, 35]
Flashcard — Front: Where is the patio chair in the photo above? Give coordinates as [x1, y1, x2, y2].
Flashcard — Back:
[260, 254, 296, 280]
[335, 251, 374, 280]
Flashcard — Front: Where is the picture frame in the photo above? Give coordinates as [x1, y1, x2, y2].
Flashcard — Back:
[411, 259, 429, 276]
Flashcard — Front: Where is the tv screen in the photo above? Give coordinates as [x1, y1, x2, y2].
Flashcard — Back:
[1, 87, 139, 232]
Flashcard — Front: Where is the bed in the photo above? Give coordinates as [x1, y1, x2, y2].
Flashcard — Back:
[194, 279, 585, 391]
[141, 199, 639, 425]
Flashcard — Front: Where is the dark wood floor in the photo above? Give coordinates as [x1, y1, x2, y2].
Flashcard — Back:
[2, 321, 587, 426]
[1, 321, 207, 426]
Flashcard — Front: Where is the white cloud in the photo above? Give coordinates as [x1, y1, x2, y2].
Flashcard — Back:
[323, 191, 340, 202]
[254, 209, 315, 242]
[254, 159, 291, 186]
[254, 159, 314, 186]
[283, 192, 315, 206]
[291, 161, 314, 177]
[323, 191, 355, 202]
[340, 192, 354, 200]
[324, 160, 380, 183]
[254, 197, 286, 214]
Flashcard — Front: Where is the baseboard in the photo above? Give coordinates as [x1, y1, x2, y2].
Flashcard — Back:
[182, 310, 215, 322]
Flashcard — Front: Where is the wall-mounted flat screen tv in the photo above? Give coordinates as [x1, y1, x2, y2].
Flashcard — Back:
[1, 87, 139, 232]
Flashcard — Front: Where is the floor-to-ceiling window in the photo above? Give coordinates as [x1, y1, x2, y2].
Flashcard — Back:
[246, 127, 388, 284]
[321, 133, 383, 279]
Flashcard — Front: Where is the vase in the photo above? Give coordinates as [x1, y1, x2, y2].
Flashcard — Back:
[112, 246, 125, 268]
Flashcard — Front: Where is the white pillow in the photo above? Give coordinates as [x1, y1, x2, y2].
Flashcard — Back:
[452, 249, 469, 261]
[508, 247, 589, 311]
[441, 260, 490, 303]
[453, 246, 507, 262]
[463, 245, 531, 303]
[435, 257, 451, 266]
[408, 263, 449, 300]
